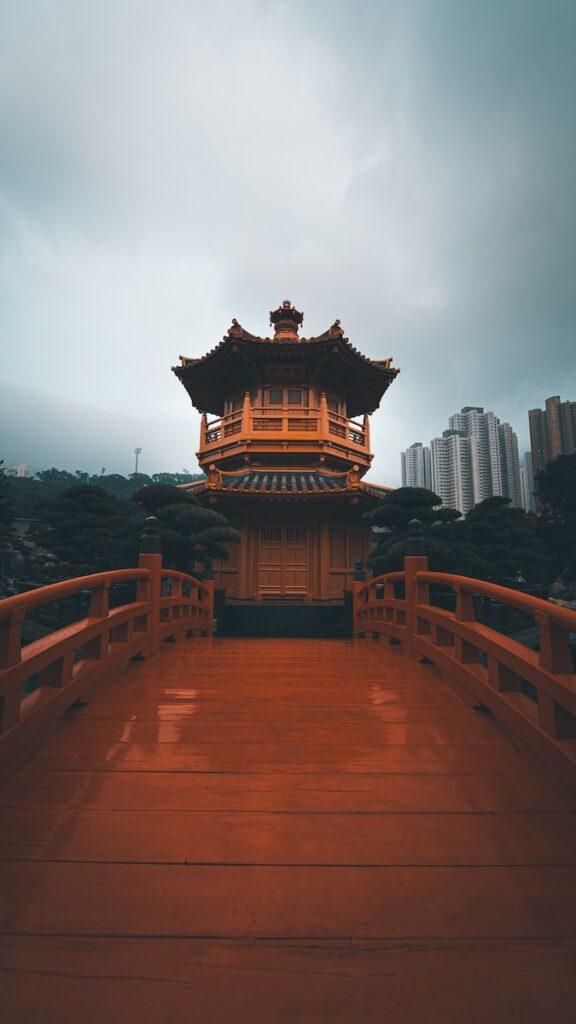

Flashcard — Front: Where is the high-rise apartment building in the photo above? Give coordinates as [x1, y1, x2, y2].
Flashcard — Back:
[427, 407, 522, 515]
[519, 451, 536, 513]
[401, 442, 432, 489]
[499, 422, 522, 508]
[448, 407, 503, 502]
[430, 430, 474, 515]
[529, 395, 576, 473]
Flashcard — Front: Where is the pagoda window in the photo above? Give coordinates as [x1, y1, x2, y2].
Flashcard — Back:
[287, 388, 306, 405]
[265, 387, 308, 407]
[327, 395, 341, 414]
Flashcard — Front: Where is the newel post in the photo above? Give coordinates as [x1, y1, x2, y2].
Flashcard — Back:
[362, 414, 370, 450]
[242, 390, 252, 433]
[404, 556, 429, 658]
[352, 561, 365, 637]
[320, 392, 329, 437]
[202, 561, 215, 634]
[139, 516, 162, 656]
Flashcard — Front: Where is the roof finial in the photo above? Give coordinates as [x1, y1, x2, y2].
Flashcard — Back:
[270, 300, 303, 341]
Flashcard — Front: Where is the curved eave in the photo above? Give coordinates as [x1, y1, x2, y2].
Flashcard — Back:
[180, 477, 395, 503]
[173, 334, 399, 418]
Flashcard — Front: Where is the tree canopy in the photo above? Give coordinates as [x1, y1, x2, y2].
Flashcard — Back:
[536, 453, 576, 526]
[6, 468, 206, 518]
[365, 487, 549, 583]
[0, 461, 14, 556]
[30, 484, 141, 577]
[132, 484, 240, 575]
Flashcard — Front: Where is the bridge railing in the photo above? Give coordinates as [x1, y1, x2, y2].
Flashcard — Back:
[354, 556, 576, 798]
[0, 552, 213, 779]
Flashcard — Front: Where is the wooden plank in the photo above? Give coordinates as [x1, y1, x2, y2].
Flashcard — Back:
[51, 717, 509, 745]
[0, 768, 564, 812]
[1, 862, 576, 938]
[1, 808, 575, 865]
[1, 936, 575, 1024]
[1, 635, 575, 1023]
[27, 742, 533, 774]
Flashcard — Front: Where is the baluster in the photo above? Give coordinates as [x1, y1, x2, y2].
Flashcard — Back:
[404, 556, 429, 657]
[535, 612, 576, 738]
[84, 582, 110, 660]
[453, 586, 481, 663]
[537, 612, 574, 675]
[0, 605, 25, 733]
[455, 586, 475, 621]
[487, 656, 521, 692]
[0, 605, 25, 669]
[171, 578, 183, 620]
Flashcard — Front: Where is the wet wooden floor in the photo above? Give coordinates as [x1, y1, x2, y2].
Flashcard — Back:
[1, 637, 576, 1022]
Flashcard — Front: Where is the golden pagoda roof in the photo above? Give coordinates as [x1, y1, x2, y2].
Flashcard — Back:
[173, 304, 400, 418]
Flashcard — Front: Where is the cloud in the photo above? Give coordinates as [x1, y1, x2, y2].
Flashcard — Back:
[1, 0, 575, 481]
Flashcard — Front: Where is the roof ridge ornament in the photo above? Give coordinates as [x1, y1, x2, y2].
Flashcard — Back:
[270, 299, 303, 340]
[227, 318, 243, 337]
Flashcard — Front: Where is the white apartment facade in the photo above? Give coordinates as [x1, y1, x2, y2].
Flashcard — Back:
[520, 451, 536, 513]
[412, 407, 524, 515]
[401, 442, 432, 489]
[430, 431, 475, 515]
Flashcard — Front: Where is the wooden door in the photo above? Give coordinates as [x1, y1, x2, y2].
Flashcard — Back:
[258, 526, 309, 595]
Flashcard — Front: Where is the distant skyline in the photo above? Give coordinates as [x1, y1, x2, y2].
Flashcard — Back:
[1, 1, 575, 484]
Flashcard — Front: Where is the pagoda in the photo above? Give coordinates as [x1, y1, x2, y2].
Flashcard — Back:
[173, 301, 399, 600]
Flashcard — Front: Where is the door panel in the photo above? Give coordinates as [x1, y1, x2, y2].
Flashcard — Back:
[258, 526, 283, 594]
[258, 526, 309, 595]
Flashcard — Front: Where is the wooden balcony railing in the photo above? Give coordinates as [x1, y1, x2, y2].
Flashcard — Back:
[353, 556, 576, 798]
[199, 395, 370, 456]
[0, 554, 213, 779]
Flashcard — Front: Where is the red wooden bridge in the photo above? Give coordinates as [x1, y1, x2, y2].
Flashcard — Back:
[1, 555, 576, 1021]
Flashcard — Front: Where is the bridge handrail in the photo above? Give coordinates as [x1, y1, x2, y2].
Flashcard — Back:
[0, 569, 149, 619]
[0, 555, 214, 780]
[417, 571, 576, 631]
[353, 557, 576, 799]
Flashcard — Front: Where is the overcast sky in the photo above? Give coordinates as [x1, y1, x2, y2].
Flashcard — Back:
[1, 0, 575, 484]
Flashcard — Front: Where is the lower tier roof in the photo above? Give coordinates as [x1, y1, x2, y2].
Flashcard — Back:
[181, 471, 392, 500]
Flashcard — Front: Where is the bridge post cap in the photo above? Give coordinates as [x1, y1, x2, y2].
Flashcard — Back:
[353, 560, 365, 582]
[408, 518, 423, 529]
[140, 516, 162, 554]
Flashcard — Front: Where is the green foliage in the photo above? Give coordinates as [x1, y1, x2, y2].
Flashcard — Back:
[7, 469, 206, 517]
[30, 484, 141, 578]
[366, 487, 463, 575]
[536, 454, 576, 526]
[457, 496, 548, 582]
[535, 454, 576, 582]
[365, 488, 549, 583]
[133, 484, 240, 574]
[0, 461, 14, 553]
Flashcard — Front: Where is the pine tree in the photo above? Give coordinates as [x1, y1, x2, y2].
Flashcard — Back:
[133, 484, 240, 575]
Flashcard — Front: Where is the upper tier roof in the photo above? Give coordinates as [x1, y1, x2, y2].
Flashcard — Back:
[173, 302, 400, 418]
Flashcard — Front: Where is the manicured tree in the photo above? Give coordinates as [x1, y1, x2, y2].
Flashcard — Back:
[535, 454, 576, 584]
[30, 484, 141, 578]
[132, 484, 240, 575]
[0, 461, 15, 579]
[459, 496, 549, 583]
[365, 487, 463, 574]
[536, 454, 576, 526]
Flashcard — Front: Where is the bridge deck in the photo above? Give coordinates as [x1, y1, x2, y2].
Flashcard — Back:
[1, 637, 575, 1021]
